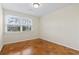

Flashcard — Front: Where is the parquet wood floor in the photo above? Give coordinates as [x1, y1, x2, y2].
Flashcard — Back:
[0, 38, 79, 55]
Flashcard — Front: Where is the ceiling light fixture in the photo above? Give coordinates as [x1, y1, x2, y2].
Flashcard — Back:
[33, 3, 40, 8]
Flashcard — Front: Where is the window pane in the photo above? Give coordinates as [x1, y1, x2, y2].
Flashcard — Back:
[22, 25, 31, 31]
[7, 25, 20, 32]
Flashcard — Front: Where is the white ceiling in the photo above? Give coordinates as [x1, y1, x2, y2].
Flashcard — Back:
[2, 3, 71, 16]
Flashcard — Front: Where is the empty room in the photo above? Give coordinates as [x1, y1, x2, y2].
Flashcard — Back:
[0, 3, 79, 55]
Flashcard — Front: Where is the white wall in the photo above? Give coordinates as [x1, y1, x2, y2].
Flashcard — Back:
[3, 9, 40, 44]
[40, 4, 79, 50]
[0, 4, 3, 51]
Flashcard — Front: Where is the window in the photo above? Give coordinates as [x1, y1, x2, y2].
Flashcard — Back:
[5, 15, 32, 32]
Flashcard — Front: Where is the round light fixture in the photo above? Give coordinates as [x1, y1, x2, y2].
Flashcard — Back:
[33, 3, 40, 8]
